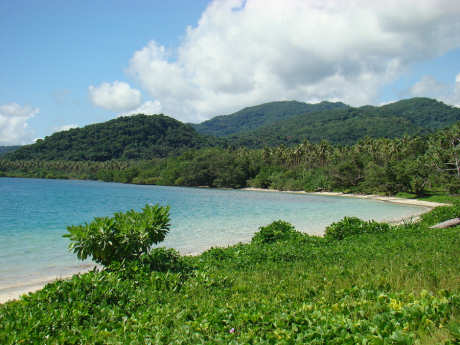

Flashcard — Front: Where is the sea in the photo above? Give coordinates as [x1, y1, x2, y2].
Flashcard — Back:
[0, 177, 428, 291]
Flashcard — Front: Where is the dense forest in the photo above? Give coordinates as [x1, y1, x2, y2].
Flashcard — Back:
[229, 97, 460, 147]
[191, 100, 348, 137]
[4, 98, 460, 163]
[1, 97, 459, 196]
[5, 115, 221, 161]
[2, 121, 459, 195]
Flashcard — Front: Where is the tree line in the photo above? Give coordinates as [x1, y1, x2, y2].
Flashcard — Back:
[1, 122, 458, 196]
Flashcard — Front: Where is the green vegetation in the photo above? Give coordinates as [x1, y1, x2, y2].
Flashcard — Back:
[2, 120, 458, 196]
[231, 98, 460, 147]
[5, 115, 221, 161]
[1, 203, 459, 344]
[3, 98, 459, 163]
[1, 97, 459, 343]
[64, 204, 171, 266]
[324, 217, 392, 241]
[191, 100, 348, 137]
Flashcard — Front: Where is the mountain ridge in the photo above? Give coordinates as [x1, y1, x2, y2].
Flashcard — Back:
[191, 100, 348, 137]
[3, 97, 459, 161]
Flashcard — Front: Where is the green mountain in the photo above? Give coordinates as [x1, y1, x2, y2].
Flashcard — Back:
[0, 146, 21, 157]
[230, 98, 460, 147]
[5, 115, 219, 161]
[4, 97, 459, 162]
[191, 100, 348, 137]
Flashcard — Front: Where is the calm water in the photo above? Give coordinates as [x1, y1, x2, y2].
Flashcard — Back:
[0, 177, 428, 289]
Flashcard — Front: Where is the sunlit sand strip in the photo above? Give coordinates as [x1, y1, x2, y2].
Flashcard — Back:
[241, 188, 450, 208]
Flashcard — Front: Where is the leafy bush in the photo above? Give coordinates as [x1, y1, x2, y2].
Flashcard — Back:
[139, 247, 189, 273]
[252, 220, 298, 244]
[64, 204, 170, 266]
[325, 216, 391, 241]
[108, 248, 190, 279]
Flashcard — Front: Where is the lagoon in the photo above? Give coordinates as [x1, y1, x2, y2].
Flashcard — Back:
[0, 177, 428, 293]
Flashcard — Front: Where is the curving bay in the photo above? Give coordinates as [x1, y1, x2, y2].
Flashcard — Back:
[0, 177, 429, 294]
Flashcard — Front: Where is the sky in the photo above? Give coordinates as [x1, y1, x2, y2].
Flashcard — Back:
[1, 0, 460, 145]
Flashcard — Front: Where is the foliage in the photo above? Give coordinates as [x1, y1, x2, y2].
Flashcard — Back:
[325, 216, 392, 240]
[4, 114, 221, 161]
[1, 206, 460, 343]
[3, 97, 460, 164]
[192, 100, 347, 137]
[420, 202, 460, 226]
[137, 247, 190, 273]
[230, 97, 460, 148]
[64, 204, 171, 266]
[1, 113, 459, 197]
[251, 220, 298, 244]
[108, 248, 191, 279]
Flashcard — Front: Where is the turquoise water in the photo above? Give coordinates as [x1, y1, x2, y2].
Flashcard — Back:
[0, 177, 428, 289]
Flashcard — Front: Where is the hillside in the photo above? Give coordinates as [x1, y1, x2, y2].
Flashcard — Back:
[231, 97, 460, 147]
[5, 115, 219, 161]
[0, 146, 21, 157]
[191, 100, 348, 137]
[4, 98, 459, 161]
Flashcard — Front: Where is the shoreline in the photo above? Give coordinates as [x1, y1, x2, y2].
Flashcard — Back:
[0, 265, 98, 305]
[240, 187, 450, 208]
[1, 188, 449, 305]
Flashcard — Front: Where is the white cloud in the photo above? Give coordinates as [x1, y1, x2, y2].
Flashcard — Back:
[121, 100, 162, 116]
[55, 124, 79, 132]
[0, 103, 39, 145]
[88, 81, 142, 111]
[126, 0, 460, 122]
[409, 73, 460, 107]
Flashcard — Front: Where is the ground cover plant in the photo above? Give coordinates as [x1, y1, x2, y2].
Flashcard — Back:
[1, 204, 459, 344]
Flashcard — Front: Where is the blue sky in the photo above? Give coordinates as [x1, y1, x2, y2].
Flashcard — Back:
[1, 0, 460, 145]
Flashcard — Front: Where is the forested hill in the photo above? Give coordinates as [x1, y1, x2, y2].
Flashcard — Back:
[5, 115, 220, 161]
[0, 146, 21, 157]
[4, 98, 459, 161]
[230, 97, 460, 147]
[191, 100, 348, 137]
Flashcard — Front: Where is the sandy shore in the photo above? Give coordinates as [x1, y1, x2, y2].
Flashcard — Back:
[241, 187, 449, 208]
[241, 188, 450, 225]
[1, 189, 448, 305]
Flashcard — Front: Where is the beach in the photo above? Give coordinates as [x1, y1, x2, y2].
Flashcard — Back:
[1, 188, 447, 305]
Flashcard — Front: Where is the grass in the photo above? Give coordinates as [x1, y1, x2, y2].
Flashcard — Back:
[1, 204, 460, 344]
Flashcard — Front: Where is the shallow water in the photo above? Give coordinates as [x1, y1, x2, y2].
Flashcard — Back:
[0, 177, 427, 289]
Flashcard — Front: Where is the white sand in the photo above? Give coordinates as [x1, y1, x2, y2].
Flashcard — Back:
[241, 188, 449, 208]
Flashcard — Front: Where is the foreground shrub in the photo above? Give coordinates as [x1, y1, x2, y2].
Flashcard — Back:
[325, 216, 391, 240]
[64, 204, 170, 266]
[139, 247, 189, 273]
[252, 220, 298, 244]
[107, 248, 191, 280]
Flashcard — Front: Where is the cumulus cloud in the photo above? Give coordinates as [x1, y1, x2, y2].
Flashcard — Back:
[409, 73, 460, 107]
[55, 124, 79, 132]
[126, 0, 460, 122]
[0, 103, 39, 145]
[88, 81, 142, 111]
[121, 100, 162, 116]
